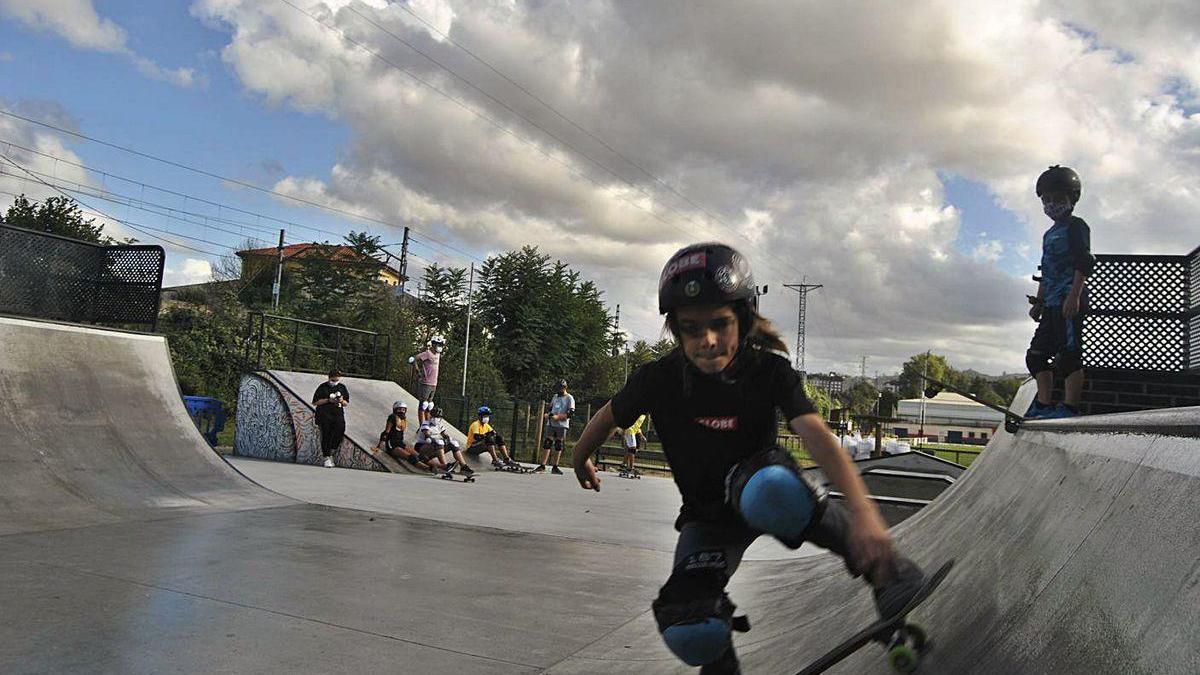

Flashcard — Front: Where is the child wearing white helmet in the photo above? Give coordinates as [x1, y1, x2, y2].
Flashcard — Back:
[375, 400, 431, 471]
[409, 335, 446, 423]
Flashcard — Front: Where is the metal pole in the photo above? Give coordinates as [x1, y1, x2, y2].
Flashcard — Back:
[461, 262, 474, 397]
[398, 226, 410, 297]
[783, 281, 823, 380]
[272, 229, 285, 310]
[919, 351, 929, 442]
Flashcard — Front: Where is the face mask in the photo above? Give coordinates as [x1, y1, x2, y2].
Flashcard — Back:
[481, 416, 491, 425]
[396, 410, 406, 418]
[1043, 201, 1072, 220]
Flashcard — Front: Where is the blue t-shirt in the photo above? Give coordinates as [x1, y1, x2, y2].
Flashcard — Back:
[1040, 216, 1095, 305]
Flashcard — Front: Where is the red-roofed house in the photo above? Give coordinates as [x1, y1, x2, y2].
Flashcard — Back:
[235, 243, 405, 287]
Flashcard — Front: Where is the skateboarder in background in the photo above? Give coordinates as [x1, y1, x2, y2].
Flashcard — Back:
[535, 379, 574, 474]
[375, 401, 432, 470]
[312, 369, 350, 468]
[409, 335, 445, 423]
[415, 406, 475, 479]
[569, 243, 926, 673]
[1025, 165, 1095, 419]
[616, 414, 647, 477]
[466, 405, 519, 470]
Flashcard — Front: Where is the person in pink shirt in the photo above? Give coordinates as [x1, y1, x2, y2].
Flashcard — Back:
[409, 335, 445, 423]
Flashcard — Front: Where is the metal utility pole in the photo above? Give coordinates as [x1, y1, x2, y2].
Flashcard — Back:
[783, 281, 823, 377]
[919, 350, 930, 441]
[461, 262, 475, 397]
[271, 229, 285, 310]
[613, 304, 629, 381]
[398, 226, 410, 297]
[859, 355, 868, 380]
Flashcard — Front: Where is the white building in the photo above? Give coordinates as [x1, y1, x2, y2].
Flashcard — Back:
[891, 392, 1005, 445]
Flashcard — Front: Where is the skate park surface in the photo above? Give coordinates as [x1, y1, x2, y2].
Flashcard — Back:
[2, 315, 1199, 674]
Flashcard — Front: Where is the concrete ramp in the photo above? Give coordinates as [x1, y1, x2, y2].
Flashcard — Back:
[236, 369, 495, 472]
[549, 394, 1200, 674]
[0, 317, 289, 535]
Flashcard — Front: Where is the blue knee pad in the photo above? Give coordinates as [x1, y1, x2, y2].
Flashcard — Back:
[662, 618, 732, 666]
[739, 465, 816, 540]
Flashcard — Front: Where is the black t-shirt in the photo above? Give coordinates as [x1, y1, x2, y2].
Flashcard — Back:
[610, 347, 816, 528]
[312, 382, 350, 421]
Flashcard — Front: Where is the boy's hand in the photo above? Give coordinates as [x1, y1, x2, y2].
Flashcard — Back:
[1062, 294, 1080, 320]
[849, 507, 897, 586]
[574, 459, 601, 492]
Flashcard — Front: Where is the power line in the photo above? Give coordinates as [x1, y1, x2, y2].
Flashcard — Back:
[379, 0, 785, 274]
[278, 1, 808, 285]
[0, 154, 222, 256]
[0, 108, 487, 267]
[0, 135, 490, 269]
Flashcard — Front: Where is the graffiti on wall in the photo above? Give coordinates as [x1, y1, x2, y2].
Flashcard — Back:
[234, 374, 296, 462]
[235, 372, 388, 473]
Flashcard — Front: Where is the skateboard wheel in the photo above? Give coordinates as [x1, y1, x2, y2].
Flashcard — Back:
[903, 623, 927, 650]
[888, 644, 918, 673]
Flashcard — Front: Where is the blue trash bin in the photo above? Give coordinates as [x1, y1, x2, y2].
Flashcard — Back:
[182, 396, 227, 447]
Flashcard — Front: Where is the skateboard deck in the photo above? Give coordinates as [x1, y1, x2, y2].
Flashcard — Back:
[795, 559, 954, 675]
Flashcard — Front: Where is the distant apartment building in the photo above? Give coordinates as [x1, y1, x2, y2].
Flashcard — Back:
[890, 391, 1005, 445]
[807, 372, 844, 397]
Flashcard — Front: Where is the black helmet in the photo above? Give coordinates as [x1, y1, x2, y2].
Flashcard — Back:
[658, 242, 755, 315]
[1036, 165, 1081, 204]
[556, 379, 567, 390]
[432, 406, 444, 418]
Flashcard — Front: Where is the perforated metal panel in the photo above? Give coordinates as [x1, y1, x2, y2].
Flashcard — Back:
[1087, 256, 1187, 314]
[0, 224, 163, 328]
[1082, 251, 1197, 374]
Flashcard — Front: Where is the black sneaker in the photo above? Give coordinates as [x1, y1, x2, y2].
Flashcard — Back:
[533, 464, 546, 473]
[551, 465, 563, 475]
[873, 557, 926, 620]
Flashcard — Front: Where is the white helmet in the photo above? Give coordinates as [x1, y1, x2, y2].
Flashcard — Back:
[430, 335, 446, 346]
[393, 401, 407, 410]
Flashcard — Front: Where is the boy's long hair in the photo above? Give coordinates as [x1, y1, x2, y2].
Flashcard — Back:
[665, 302, 789, 355]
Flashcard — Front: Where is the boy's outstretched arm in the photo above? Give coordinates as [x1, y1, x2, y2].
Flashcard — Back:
[791, 413, 896, 585]
[571, 402, 616, 491]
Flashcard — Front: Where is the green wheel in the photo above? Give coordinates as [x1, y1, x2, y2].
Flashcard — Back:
[905, 623, 928, 650]
[888, 644, 919, 673]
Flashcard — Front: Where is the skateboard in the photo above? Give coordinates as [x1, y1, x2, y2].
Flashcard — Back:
[795, 559, 954, 675]
[617, 468, 642, 480]
[433, 462, 477, 483]
[922, 375, 1024, 433]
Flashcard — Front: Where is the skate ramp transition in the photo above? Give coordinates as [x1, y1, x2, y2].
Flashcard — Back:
[236, 370, 495, 474]
[550, 394, 1200, 674]
[0, 316, 292, 535]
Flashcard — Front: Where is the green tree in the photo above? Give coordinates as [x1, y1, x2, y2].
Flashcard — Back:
[895, 352, 953, 399]
[475, 246, 613, 401]
[1, 194, 121, 243]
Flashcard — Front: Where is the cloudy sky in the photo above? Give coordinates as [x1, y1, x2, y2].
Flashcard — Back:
[2, 0, 1198, 376]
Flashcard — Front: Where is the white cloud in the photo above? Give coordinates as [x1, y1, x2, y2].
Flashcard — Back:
[971, 240, 1004, 263]
[0, 0, 196, 87]
[191, 0, 1200, 374]
[163, 258, 214, 287]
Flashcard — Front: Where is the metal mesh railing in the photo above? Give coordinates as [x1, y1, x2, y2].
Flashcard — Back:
[244, 313, 392, 379]
[0, 224, 164, 328]
[1082, 250, 1199, 373]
